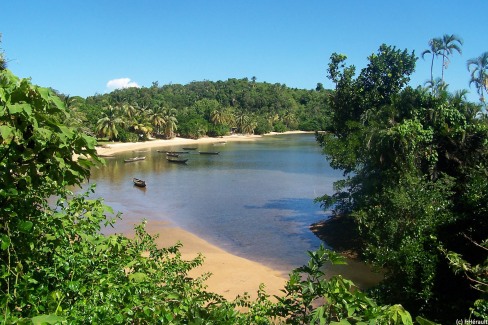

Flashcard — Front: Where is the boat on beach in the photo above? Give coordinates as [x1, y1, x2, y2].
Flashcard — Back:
[167, 156, 188, 164]
[124, 156, 146, 163]
[132, 178, 146, 187]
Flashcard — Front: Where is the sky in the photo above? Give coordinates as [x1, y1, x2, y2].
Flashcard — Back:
[2, 1, 487, 102]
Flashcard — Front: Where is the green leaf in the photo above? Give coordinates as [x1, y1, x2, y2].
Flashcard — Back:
[0, 125, 13, 140]
[31, 314, 66, 325]
[128, 272, 147, 282]
[415, 316, 440, 325]
[19, 220, 34, 233]
[8, 103, 32, 115]
[1, 235, 10, 250]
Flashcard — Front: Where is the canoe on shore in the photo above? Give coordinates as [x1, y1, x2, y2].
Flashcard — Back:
[199, 151, 219, 155]
[133, 178, 146, 187]
[124, 156, 146, 162]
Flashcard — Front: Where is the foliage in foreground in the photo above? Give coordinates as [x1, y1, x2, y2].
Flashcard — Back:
[0, 66, 422, 323]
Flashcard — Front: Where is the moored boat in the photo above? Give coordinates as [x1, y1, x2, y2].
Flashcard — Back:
[199, 151, 219, 155]
[124, 156, 146, 162]
[157, 150, 189, 154]
[133, 178, 146, 187]
[167, 157, 188, 164]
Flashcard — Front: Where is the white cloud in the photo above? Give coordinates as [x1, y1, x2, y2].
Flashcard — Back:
[106, 78, 140, 91]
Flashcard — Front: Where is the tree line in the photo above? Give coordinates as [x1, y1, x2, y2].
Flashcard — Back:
[59, 78, 330, 143]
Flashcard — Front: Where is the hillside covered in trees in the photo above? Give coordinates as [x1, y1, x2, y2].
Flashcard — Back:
[60, 78, 330, 142]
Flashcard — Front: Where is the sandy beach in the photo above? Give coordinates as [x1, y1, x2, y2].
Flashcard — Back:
[94, 131, 309, 157]
[119, 220, 288, 301]
[94, 132, 311, 300]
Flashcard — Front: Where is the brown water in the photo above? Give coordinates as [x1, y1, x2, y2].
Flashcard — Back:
[84, 134, 382, 287]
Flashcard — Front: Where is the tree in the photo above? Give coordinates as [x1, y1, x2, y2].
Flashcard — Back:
[96, 104, 124, 140]
[146, 104, 166, 135]
[421, 37, 443, 88]
[162, 107, 178, 138]
[122, 102, 137, 119]
[440, 34, 463, 81]
[317, 44, 488, 322]
[467, 51, 488, 103]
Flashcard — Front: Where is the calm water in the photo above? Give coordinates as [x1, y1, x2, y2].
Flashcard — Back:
[85, 133, 381, 286]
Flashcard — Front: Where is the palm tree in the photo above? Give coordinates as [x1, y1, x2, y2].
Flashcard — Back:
[210, 106, 233, 126]
[421, 37, 443, 88]
[440, 34, 463, 82]
[122, 102, 138, 120]
[96, 105, 124, 141]
[162, 107, 178, 139]
[235, 112, 256, 134]
[467, 51, 488, 103]
[424, 78, 448, 98]
[146, 105, 166, 136]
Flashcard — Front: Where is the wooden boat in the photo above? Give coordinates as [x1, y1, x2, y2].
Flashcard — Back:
[167, 157, 188, 164]
[157, 150, 189, 154]
[124, 156, 146, 163]
[133, 178, 146, 187]
[199, 151, 219, 155]
[182, 147, 197, 150]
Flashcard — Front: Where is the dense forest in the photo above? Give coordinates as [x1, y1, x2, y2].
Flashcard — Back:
[59, 77, 330, 143]
[1, 33, 487, 324]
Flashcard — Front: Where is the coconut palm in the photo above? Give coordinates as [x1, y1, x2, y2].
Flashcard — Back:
[467, 51, 488, 102]
[440, 34, 463, 82]
[162, 107, 178, 139]
[282, 111, 298, 129]
[146, 105, 166, 136]
[122, 102, 138, 120]
[210, 106, 234, 126]
[235, 112, 256, 134]
[96, 105, 124, 141]
[421, 37, 443, 88]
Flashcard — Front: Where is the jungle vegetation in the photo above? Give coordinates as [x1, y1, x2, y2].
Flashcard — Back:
[1, 33, 487, 323]
[316, 38, 487, 323]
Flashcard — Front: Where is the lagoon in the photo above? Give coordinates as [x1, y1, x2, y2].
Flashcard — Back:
[86, 133, 381, 286]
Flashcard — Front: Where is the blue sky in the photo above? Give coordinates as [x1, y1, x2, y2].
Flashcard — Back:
[2, 1, 487, 101]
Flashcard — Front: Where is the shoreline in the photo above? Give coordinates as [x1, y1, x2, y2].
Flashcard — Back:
[94, 131, 311, 157]
[93, 132, 310, 299]
[108, 219, 289, 300]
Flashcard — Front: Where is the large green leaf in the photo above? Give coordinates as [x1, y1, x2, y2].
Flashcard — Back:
[31, 314, 66, 325]
[8, 103, 31, 114]
[0, 125, 13, 141]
